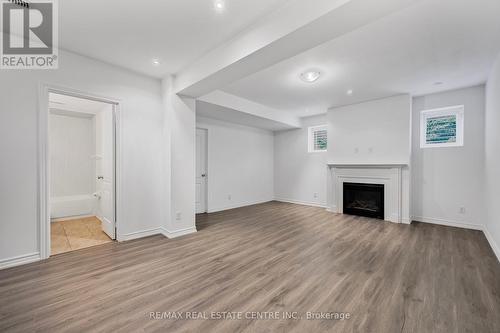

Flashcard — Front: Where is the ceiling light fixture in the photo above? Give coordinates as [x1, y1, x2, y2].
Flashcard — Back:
[300, 70, 321, 83]
[347, 89, 353, 95]
[214, 0, 225, 11]
[152, 59, 160, 66]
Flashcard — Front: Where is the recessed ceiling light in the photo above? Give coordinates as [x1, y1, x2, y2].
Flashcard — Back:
[214, 0, 225, 11]
[347, 89, 353, 95]
[152, 59, 160, 66]
[300, 70, 321, 83]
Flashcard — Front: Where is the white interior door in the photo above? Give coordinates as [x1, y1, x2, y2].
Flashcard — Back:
[196, 128, 207, 213]
[96, 106, 115, 239]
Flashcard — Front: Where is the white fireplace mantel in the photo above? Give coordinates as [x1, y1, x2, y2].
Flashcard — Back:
[327, 163, 410, 224]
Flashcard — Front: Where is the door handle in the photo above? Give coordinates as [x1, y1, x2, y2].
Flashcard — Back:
[97, 176, 104, 180]
[201, 174, 206, 177]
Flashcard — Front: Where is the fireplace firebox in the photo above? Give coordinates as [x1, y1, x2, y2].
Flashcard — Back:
[343, 182, 384, 219]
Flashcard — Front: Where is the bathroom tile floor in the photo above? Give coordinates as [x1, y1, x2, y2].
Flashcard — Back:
[51, 217, 113, 255]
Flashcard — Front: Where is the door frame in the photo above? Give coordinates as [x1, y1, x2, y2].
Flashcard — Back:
[196, 127, 208, 214]
[38, 83, 122, 259]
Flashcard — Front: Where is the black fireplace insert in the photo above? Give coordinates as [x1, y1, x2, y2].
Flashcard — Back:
[343, 182, 384, 219]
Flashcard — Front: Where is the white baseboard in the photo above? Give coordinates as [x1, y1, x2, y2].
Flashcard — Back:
[161, 227, 197, 239]
[274, 198, 327, 208]
[207, 199, 273, 213]
[51, 214, 95, 222]
[118, 227, 165, 241]
[1, 226, 197, 270]
[0, 252, 41, 270]
[412, 216, 483, 231]
[483, 226, 500, 263]
[326, 205, 338, 213]
[401, 217, 412, 225]
[118, 226, 198, 241]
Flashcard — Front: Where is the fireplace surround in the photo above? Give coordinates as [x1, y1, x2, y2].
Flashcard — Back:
[327, 164, 410, 224]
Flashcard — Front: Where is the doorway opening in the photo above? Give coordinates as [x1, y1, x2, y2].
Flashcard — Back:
[48, 92, 117, 255]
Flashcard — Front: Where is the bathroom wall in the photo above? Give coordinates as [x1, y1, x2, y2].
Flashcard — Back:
[50, 112, 95, 198]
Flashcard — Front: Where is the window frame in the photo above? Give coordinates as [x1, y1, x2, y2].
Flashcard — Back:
[420, 105, 464, 148]
[308, 125, 328, 153]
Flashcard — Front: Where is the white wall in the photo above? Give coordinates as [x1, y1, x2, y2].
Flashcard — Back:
[0, 50, 165, 265]
[327, 95, 412, 165]
[162, 76, 197, 237]
[49, 113, 95, 198]
[412, 85, 485, 229]
[196, 116, 274, 212]
[485, 54, 500, 260]
[325, 95, 411, 223]
[274, 114, 327, 207]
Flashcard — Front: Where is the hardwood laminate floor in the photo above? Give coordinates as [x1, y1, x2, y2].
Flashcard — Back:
[1, 202, 499, 332]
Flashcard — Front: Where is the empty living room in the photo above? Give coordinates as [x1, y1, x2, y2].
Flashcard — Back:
[1, 0, 500, 332]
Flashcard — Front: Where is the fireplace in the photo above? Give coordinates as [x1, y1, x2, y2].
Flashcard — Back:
[343, 182, 384, 219]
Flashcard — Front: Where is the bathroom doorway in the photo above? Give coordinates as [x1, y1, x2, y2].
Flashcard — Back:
[48, 92, 117, 255]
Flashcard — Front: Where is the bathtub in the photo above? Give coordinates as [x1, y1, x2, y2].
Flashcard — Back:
[51, 194, 96, 219]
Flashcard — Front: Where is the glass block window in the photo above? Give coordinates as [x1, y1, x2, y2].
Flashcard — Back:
[420, 105, 464, 148]
[308, 125, 327, 152]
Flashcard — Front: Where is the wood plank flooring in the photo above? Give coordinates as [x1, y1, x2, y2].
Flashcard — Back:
[51, 217, 113, 255]
[1, 202, 499, 332]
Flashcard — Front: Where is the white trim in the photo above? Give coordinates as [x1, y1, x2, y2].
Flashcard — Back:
[412, 216, 483, 230]
[195, 127, 208, 214]
[162, 227, 197, 239]
[51, 214, 95, 222]
[274, 198, 327, 208]
[38, 83, 122, 259]
[207, 199, 273, 213]
[401, 217, 412, 225]
[483, 226, 500, 263]
[118, 228, 164, 241]
[0, 253, 41, 270]
[328, 163, 408, 167]
[118, 226, 197, 241]
[329, 166, 405, 223]
[420, 105, 464, 148]
[38, 84, 50, 260]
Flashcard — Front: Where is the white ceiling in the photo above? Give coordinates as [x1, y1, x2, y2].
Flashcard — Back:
[197, 101, 293, 131]
[221, 0, 500, 117]
[59, 0, 291, 77]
